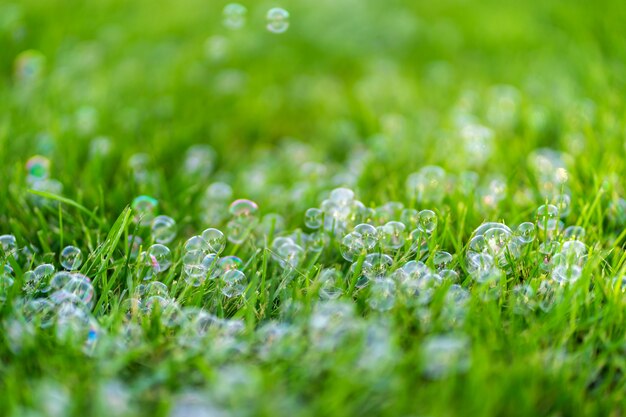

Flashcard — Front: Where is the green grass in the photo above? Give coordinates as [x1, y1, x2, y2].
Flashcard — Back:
[1, 0, 626, 416]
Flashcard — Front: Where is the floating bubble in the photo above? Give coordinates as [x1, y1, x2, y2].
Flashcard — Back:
[229, 199, 259, 219]
[131, 195, 158, 225]
[184, 235, 210, 253]
[317, 268, 343, 300]
[60, 246, 83, 271]
[223, 3, 247, 30]
[14, 49, 45, 82]
[26, 155, 50, 182]
[151, 215, 176, 244]
[406, 166, 447, 204]
[266, 7, 290, 34]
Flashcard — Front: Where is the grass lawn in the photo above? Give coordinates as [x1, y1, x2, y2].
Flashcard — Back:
[1, 0, 626, 415]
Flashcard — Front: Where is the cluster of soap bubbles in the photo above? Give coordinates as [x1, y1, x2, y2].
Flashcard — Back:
[1, 240, 99, 352]
[222, 3, 289, 33]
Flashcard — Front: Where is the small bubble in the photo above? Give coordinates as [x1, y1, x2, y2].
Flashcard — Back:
[60, 246, 83, 271]
[266, 7, 290, 34]
[223, 3, 247, 30]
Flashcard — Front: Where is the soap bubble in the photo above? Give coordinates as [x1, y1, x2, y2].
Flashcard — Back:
[515, 222, 536, 244]
[201, 228, 226, 254]
[221, 270, 247, 298]
[0, 235, 18, 259]
[223, 3, 246, 30]
[354, 223, 378, 250]
[60, 246, 83, 271]
[145, 244, 172, 274]
[340, 232, 366, 262]
[131, 195, 158, 225]
[26, 155, 50, 182]
[368, 278, 396, 311]
[380, 221, 406, 250]
[418, 210, 438, 234]
[266, 7, 290, 34]
[304, 208, 323, 229]
[150, 215, 176, 244]
[406, 166, 447, 203]
[536, 204, 559, 231]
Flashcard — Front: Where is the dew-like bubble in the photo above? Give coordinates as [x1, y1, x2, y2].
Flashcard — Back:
[26, 155, 50, 182]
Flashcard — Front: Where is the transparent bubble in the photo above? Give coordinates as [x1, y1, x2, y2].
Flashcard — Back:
[418, 210, 438, 234]
[60, 246, 83, 271]
[400, 208, 419, 229]
[26, 155, 50, 182]
[340, 232, 366, 262]
[202, 254, 220, 279]
[551, 264, 582, 284]
[276, 243, 305, 269]
[182, 250, 207, 283]
[0, 234, 18, 258]
[34, 263, 55, 281]
[318, 268, 343, 300]
[515, 222, 536, 244]
[229, 199, 259, 218]
[201, 228, 226, 254]
[406, 166, 447, 203]
[223, 3, 247, 30]
[564, 225, 585, 240]
[380, 221, 406, 250]
[433, 251, 453, 270]
[440, 269, 459, 282]
[184, 235, 210, 253]
[304, 208, 323, 229]
[536, 204, 560, 231]
[222, 270, 247, 298]
[266, 7, 290, 34]
[150, 215, 176, 244]
[368, 278, 396, 311]
[408, 229, 429, 256]
[14, 49, 46, 82]
[218, 256, 243, 274]
[145, 244, 172, 274]
[350, 224, 375, 250]
[329, 188, 355, 205]
[63, 274, 95, 309]
[421, 335, 470, 379]
[553, 194, 571, 218]
[306, 231, 328, 253]
[226, 219, 250, 245]
[183, 144, 215, 178]
[131, 195, 158, 225]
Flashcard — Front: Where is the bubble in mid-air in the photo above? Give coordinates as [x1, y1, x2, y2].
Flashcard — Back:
[304, 208, 323, 229]
[26, 155, 50, 182]
[223, 3, 247, 30]
[145, 244, 172, 274]
[266, 7, 290, 34]
[131, 195, 158, 226]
